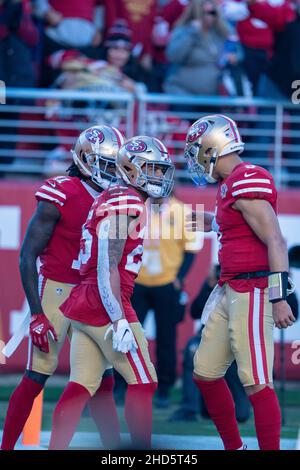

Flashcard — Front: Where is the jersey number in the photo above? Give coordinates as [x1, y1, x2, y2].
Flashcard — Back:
[125, 245, 144, 274]
[72, 210, 94, 270]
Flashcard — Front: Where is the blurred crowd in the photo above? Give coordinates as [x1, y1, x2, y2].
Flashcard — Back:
[1, 0, 300, 99]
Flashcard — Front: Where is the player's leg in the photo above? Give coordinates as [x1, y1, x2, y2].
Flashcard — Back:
[1, 279, 71, 450]
[224, 361, 250, 423]
[66, 324, 121, 449]
[123, 323, 157, 449]
[152, 283, 177, 407]
[193, 291, 243, 450]
[87, 367, 121, 449]
[49, 324, 106, 450]
[228, 286, 280, 450]
[88, 321, 157, 449]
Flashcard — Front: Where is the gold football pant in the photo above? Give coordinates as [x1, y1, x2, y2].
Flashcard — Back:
[69, 320, 157, 395]
[194, 285, 274, 386]
[27, 276, 73, 375]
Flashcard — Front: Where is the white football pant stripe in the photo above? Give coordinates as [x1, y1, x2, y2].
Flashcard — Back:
[129, 349, 150, 384]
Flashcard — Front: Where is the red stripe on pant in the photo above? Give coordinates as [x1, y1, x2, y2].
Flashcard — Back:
[259, 289, 269, 383]
[127, 349, 143, 384]
[136, 345, 153, 383]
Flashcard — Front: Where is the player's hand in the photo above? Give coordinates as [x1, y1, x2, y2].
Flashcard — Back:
[173, 278, 182, 291]
[185, 211, 203, 232]
[45, 8, 63, 26]
[105, 319, 138, 353]
[30, 314, 58, 353]
[272, 301, 296, 329]
[92, 29, 102, 47]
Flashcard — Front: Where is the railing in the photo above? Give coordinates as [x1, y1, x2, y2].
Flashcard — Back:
[0, 88, 134, 176]
[1, 88, 300, 188]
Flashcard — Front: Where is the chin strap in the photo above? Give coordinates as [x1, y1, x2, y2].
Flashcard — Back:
[207, 149, 218, 183]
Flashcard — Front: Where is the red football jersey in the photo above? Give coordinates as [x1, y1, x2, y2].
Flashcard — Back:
[61, 184, 146, 326]
[35, 176, 98, 284]
[215, 162, 277, 292]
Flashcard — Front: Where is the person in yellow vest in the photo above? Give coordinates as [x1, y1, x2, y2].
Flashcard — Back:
[132, 194, 200, 408]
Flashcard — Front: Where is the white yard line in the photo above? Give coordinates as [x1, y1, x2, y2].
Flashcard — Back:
[0, 431, 296, 451]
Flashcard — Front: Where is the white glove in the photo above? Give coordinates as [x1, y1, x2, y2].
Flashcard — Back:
[104, 319, 138, 353]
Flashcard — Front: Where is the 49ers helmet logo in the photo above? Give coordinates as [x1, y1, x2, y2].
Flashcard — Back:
[85, 128, 104, 144]
[188, 121, 208, 143]
[125, 140, 147, 153]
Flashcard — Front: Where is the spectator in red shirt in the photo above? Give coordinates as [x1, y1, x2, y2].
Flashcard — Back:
[34, 0, 103, 86]
[252, 0, 300, 183]
[0, 0, 39, 169]
[102, 0, 188, 71]
[0, 0, 39, 87]
[222, 0, 295, 94]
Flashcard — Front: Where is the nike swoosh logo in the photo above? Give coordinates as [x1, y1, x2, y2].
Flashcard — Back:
[48, 181, 56, 187]
[121, 329, 130, 341]
[244, 172, 257, 178]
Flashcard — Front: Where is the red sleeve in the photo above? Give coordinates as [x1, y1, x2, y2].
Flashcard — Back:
[159, 0, 188, 27]
[230, 167, 276, 204]
[35, 177, 70, 211]
[102, 0, 118, 34]
[96, 188, 145, 219]
[17, 13, 39, 47]
[249, 1, 295, 32]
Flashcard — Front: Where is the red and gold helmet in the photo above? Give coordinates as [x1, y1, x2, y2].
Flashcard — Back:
[185, 114, 244, 184]
[72, 125, 125, 189]
[116, 136, 175, 198]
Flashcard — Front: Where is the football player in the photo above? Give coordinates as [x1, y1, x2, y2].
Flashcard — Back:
[1, 125, 125, 450]
[48, 136, 175, 450]
[184, 114, 295, 450]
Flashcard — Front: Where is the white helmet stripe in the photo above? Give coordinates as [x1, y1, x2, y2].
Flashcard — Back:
[218, 114, 239, 143]
[111, 126, 125, 147]
[73, 152, 92, 176]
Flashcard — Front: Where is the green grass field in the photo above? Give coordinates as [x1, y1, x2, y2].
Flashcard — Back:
[1, 380, 299, 441]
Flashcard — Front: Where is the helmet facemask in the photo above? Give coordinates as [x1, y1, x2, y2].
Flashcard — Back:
[71, 148, 92, 178]
[185, 115, 244, 186]
[132, 156, 174, 198]
[72, 125, 125, 184]
[185, 144, 218, 186]
[117, 136, 175, 197]
[90, 153, 117, 189]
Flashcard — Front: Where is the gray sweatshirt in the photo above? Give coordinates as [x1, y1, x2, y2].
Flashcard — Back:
[164, 24, 226, 96]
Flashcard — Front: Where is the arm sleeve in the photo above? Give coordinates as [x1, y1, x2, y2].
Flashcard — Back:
[177, 252, 195, 283]
[230, 168, 276, 204]
[99, 194, 145, 219]
[160, 0, 188, 27]
[35, 178, 68, 213]
[248, 2, 295, 32]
